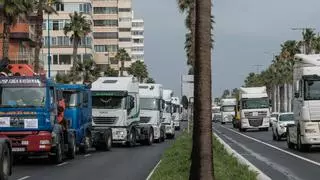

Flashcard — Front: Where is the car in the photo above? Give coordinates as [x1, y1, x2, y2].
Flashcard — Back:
[272, 112, 294, 141]
[270, 112, 279, 127]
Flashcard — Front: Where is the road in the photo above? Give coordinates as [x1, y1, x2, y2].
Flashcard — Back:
[10, 122, 187, 180]
[213, 123, 320, 180]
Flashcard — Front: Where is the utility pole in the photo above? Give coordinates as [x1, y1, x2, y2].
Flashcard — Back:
[252, 64, 263, 74]
[47, 0, 52, 78]
[291, 27, 316, 54]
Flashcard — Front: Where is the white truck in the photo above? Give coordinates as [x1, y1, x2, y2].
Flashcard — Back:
[139, 84, 166, 143]
[163, 89, 175, 139]
[91, 77, 154, 146]
[171, 97, 182, 130]
[212, 106, 221, 122]
[220, 98, 237, 124]
[287, 54, 320, 151]
[238, 86, 270, 132]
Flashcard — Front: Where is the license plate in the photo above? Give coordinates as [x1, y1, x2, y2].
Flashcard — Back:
[252, 112, 258, 116]
[12, 147, 25, 152]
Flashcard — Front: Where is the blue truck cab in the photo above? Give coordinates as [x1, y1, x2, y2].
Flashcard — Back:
[56, 84, 112, 153]
[0, 76, 76, 164]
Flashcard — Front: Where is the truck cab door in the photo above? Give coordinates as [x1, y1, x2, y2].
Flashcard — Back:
[293, 80, 303, 125]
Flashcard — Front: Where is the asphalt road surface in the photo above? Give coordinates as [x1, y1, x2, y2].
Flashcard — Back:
[213, 123, 320, 180]
[10, 122, 187, 180]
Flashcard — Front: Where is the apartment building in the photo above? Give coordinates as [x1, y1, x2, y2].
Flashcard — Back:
[42, 0, 94, 77]
[131, 17, 144, 62]
[92, 0, 132, 73]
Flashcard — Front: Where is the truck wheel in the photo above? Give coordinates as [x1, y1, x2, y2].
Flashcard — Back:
[275, 130, 280, 141]
[126, 129, 136, 147]
[286, 131, 294, 149]
[50, 143, 63, 164]
[103, 133, 112, 151]
[265, 128, 269, 132]
[0, 144, 10, 180]
[67, 135, 76, 159]
[160, 130, 165, 142]
[145, 129, 154, 146]
[297, 133, 310, 152]
[272, 130, 276, 140]
[221, 122, 226, 125]
[79, 136, 90, 154]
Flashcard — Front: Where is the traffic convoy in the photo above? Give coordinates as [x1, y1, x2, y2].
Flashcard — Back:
[0, 76, 183, 179]
[213, 53, 320, 152]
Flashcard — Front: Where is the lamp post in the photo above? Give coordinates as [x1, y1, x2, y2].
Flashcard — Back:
[47, 0, 52, 78]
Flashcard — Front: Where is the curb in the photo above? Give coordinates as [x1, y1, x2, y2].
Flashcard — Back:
[214, 133, 271, 180]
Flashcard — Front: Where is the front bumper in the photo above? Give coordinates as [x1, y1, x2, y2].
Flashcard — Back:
[241, 118, 269, 129]
[301, 134, 320, 144]
[111, 128, 128, 142]
[165, 125, 174, 134]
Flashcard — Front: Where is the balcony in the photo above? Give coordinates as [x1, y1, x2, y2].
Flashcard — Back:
[9, 23, 36, 42]
[10, 52, 35, 65]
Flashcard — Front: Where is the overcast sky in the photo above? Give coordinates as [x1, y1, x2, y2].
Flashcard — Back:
[133, 0, 320, 97]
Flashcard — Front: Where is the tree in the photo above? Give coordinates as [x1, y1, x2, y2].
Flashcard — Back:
[145, 77, 155, 83]
[221, 89, 230, 98]
[55, 73, 71, 83]
[188, 66, 194, 75]
[66, 58, 100, 84]
[213, 97, 219, 104]
[33, 0, 58, 73]
[115, 48, 131, 77]
[127, 61, 148, 83]
[189, 0, 213, 179]
[302, 28, 315, 54]
[0, 0, 33, 60]
[104, 65, 118, 77]
[181, 95, 189, 109]
[64, 12, 91, 69]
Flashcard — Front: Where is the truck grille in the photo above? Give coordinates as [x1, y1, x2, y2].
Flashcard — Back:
[248, 117, 263, 127]
[140, 117, 151, 123]
[244, 111, 267, 118]
[93, 117, 117, 124]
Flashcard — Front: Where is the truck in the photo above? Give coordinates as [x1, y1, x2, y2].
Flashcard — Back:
[212, 106, 221, 122]
[139, 84, 166, 143]
[171, 97, 182, 130]
[238, 86, 270, 132]
[220, 98, 237, 124]
[0, 75, 76, 164]
[287, 54, 320, 151]
[91, 77, 154, 146]
[0, 138, 12, 180]
[56, 84, 112, 153]
[163, 89, 175, 138]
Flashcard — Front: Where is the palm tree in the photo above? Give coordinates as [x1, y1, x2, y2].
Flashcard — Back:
[189, 0, 213, 179]
[127, 60, 148, 82]
[0, 0, 33, 60]
[145, 77, 155, 83]
[312, 36, 320, 54]
[68, 58, 100, 84]
[115, 48, 131, 77]
[302, 28, 315, 54]
[33, 0, 58, 73]
[64, 12, 91, 69]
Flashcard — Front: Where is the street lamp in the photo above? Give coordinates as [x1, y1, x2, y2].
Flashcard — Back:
[47, 0, 52, 78]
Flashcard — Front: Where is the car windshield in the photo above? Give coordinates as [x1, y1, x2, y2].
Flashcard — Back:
[242, 98, 269, 109]
[63, 91, 79, 107]
[221, 106, 234, 112]
[304, 80, 320, 100]
[0, 87, 46, 107]
[92, 96, 125, 109]
[140, 98, 160, 110]
[279, 114, 294, 121]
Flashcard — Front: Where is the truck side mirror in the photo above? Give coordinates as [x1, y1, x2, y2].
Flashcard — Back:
[294, 92, 299, 98]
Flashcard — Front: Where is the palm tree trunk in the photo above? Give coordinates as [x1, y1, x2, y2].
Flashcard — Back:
[72, 38, 79, 67]
[190, 2, 195, 68]
[287, 83, 291, 112]
[276, 85, 280, 112]
[273, 85, 276, 112]
[2, 22, 10, 60]
[189, 0, 213, 179]
[120, 60, 124, 77]
[284, 84, 287, 112]
[34, 9, 44, 73]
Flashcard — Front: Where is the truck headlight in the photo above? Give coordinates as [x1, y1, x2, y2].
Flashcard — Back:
[116, 131, 125, 135]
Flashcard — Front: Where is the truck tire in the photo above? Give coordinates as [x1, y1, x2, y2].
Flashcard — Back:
[50, 143, 63, 164]
[67, 135, 76, 159]
[297, 132, 311, 152]
[145, 128, 154, 146]
[0, 144, 10, 180]
[160, 130, 165, 142]
[286, 130, 294, 149]
[79, 136, 90, 154]
[126, 128, 136, 147]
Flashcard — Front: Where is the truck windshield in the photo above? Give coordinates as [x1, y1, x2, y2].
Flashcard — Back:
[63, 91, 78, 107]
[165, 102, 171, 113]
[304, 80, 320, 100]
[172, 104, 180, 113]
[212, 109, 220, 113]
[279, 114, 294, 121]
[242, 98, 269, 109]
[0, 87, 46, 107]
[140, 98, 160, 110]
[221, 106, 234, 112]
[92, 96, 125, 109]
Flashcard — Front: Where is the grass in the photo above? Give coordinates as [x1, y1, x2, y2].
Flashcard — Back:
[150, 131, 257, 180]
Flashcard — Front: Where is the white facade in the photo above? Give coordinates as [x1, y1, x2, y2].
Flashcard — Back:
[181, 75, 194, 100]
[131, 14, 144, 62]
[42, 0, 94, 77]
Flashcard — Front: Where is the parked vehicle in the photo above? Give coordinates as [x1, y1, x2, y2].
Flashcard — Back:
[171, 97, 182, 130]
[238, 86, 271, 132]
[91, 77, 154, 146]
[0, 75, 76, 164]
[0, 138, 12, 180]
[139, 84, 166, 143]
[220, 98, 237, 124]
[56, 84, 112, 153]
[287, 54, 320, 151]
[212, 106, 221, 122]
[163, 89, 175, 139]
[272, 112, 294, 141]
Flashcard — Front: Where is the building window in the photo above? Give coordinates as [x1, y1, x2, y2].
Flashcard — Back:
[53, 55, 58, 64]
[119, 38, 131, 42]
[133, 39, 144, 44]
[52, 20, 59, 30]
[56, 3, 64, 11]
[119, 17, 131, 22]
[94, 45, 118, 52]
[94, 7, 117, 14]
[93, 20, 118, 27]
[132, 47, 143, 51]
[132, 31, 143, 35]
[93, 32, 118, 39]
[119, 28, 131, 32]
[59, 55, 71, 64]
[43, 20, 46, 30]
[132, 22, 144, 27]
[80, 3, 91, 14]
[118, 8, 131, 12]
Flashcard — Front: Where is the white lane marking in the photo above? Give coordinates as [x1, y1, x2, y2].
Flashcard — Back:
[17, 176, 31, 180]
[56, 162, 69, 167]
[146, 160, 162, 180]
[84, 154, 91, 157]
[218, 124, 320, 167]
[221, 134, 303, 180]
